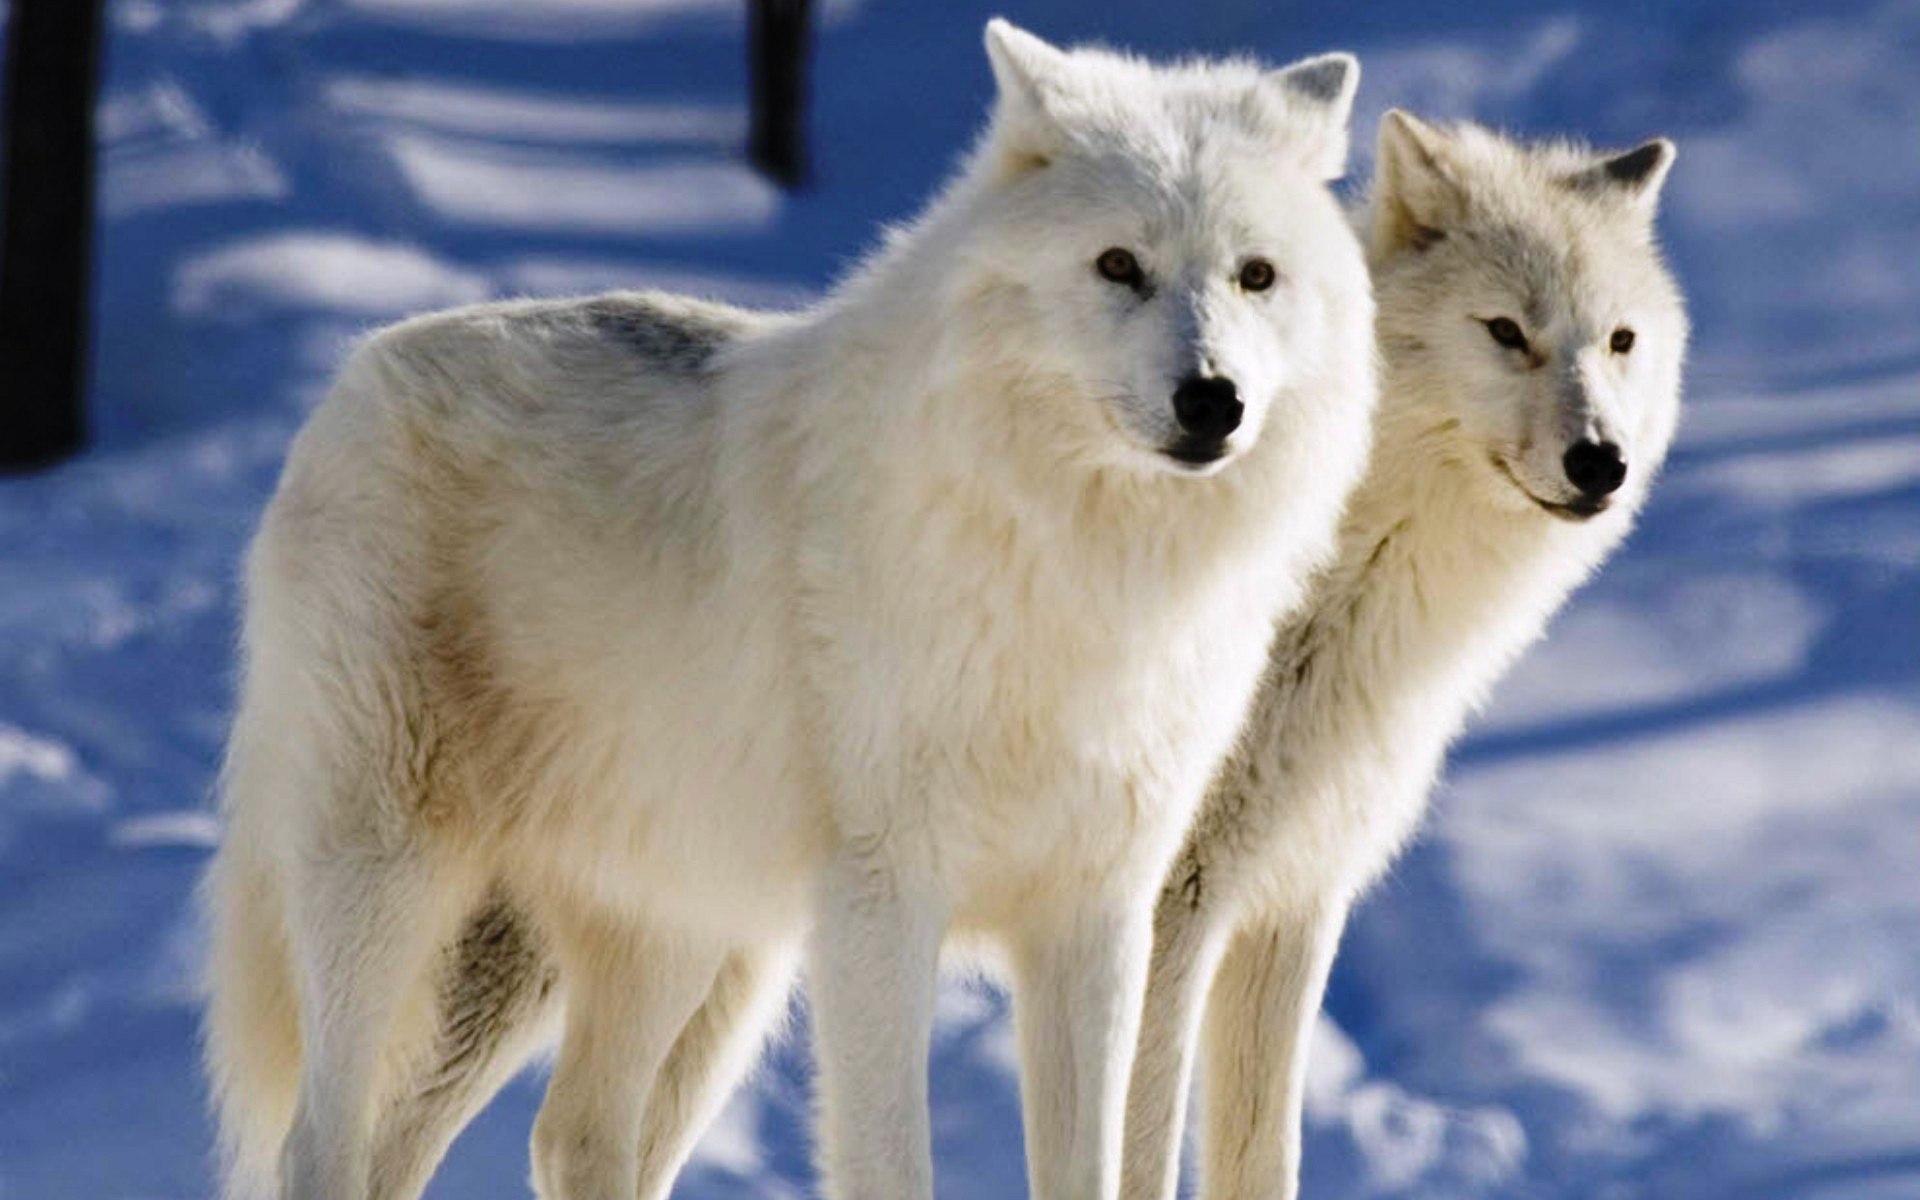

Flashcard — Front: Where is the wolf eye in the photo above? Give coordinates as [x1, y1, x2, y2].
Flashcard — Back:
[1610, 327, 1636, 354]
[1095, 247, 1143, 287]
[1238, 258, 1276, 293]
[1484, 317, 1530, 352]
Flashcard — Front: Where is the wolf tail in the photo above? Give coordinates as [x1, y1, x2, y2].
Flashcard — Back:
[203, 837, 302, 1200]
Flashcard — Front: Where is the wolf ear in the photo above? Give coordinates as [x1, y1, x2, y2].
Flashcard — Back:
[984, 19, 1075, 169]
[1264, 52, 1360, 180]
[1372, 109, 1467, 255]
[1570, 138, 1676, 218]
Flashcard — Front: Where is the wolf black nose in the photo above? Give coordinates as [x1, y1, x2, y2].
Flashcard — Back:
[1563, 439, 1628, 497]
[1171, 375, 1243, 442]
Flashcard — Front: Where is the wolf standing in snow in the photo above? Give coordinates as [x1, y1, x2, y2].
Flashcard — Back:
[202, 21, 1378, 1200]
[1117, 111, 1688, 1200]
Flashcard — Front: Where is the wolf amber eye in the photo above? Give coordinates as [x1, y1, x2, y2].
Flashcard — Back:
[1238, 258, 1277, 293]
[1610, 327, 1636, 354]
[1095, 247, 1142, 286]
[1484, 317, 1529, 352]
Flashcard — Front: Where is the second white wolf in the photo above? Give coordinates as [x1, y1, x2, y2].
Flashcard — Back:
[1119, 113, 1688, 1200]
[201, 20, 1378, 1200]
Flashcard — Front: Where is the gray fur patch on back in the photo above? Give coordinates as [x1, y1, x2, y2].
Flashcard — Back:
[577, 296, 735, 374]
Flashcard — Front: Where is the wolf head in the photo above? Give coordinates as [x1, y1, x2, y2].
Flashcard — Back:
[952, 20, 1371, 478]
[1368, 112, 1687, 522]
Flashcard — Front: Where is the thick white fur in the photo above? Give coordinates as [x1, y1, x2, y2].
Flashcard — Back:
[1118, 112, 1689, 1200]
[201, 20, 1375, 1200]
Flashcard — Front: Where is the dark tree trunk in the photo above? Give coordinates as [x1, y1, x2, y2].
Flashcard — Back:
[746, 0, 813, 188]
[0, 0, 107, 470]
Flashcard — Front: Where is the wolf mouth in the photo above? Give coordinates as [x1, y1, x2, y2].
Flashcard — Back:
[1534, 495, 1610, 521]
[1490, 455, 1610, 521]
[1164, 439, 1229, 468]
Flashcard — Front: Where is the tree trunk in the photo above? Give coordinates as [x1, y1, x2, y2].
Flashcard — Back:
[0, 0, 107, 470]
[746, 0, 813, 188]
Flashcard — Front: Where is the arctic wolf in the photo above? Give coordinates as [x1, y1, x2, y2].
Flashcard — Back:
[1119, 112, 1687, 1200]
[202, 20, 1377, 1200]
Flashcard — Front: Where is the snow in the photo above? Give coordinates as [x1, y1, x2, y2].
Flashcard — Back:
[385, 136, 781, 234]
[322, 78, 745, 146]
[331, 0, 745, 43]
[3, 1, 1917, 1197]
[174, 233, 491, 316]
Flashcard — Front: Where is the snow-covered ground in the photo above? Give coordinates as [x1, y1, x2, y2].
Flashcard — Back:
[3, 1, 1917, 1196]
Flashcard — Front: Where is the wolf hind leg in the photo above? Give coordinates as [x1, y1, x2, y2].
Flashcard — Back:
[277, 840, 480, 1200]
[367, 888, 565, 1200]
[633, 939, 800, 1200]
[374, 901, 796, 1200]
[529, 906, 724, 1200]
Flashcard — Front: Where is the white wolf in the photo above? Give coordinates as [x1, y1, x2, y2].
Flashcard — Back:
[1118, 112, 1688, 1200]
[202, 20, 1377, 1200]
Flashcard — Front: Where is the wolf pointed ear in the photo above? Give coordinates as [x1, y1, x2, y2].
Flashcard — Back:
[984, 19, 1075, 168]
[1264, 52, 1360, 180]
[1372, 109, 1467, 255]
[1570, 138, 1677, 218]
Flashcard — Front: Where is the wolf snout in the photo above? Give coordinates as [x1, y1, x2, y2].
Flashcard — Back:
[1562, 438, 1627, 499]
[1167, 374, 1243, 464]
[1172, 374, 1242, 439]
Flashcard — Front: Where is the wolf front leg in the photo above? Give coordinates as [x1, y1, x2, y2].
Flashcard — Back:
[809, 844, 947, 1200]
[529, 911, 723, 1200]
[1013, 899, 1157, 1200]
[1197, 902, 1347, 1200]
[1120, 874, 1236, 1200]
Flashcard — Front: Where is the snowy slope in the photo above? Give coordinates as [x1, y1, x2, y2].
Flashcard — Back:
[2, 0, 1917, 1197]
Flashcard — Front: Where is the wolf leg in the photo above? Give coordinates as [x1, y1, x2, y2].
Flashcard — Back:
[367, 890, 563, 1200]
[1197, 902, 1346, 1200]
[529, 908, 722, 1200]
[1012, 900, 1156, 1200]
[809, 845, 947, 1200]
[1120, 874, 1236, 1200]
[634, 939, 800, 1200]
[366, 905, 796, 1200]
[278, 844, 477, 1200]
